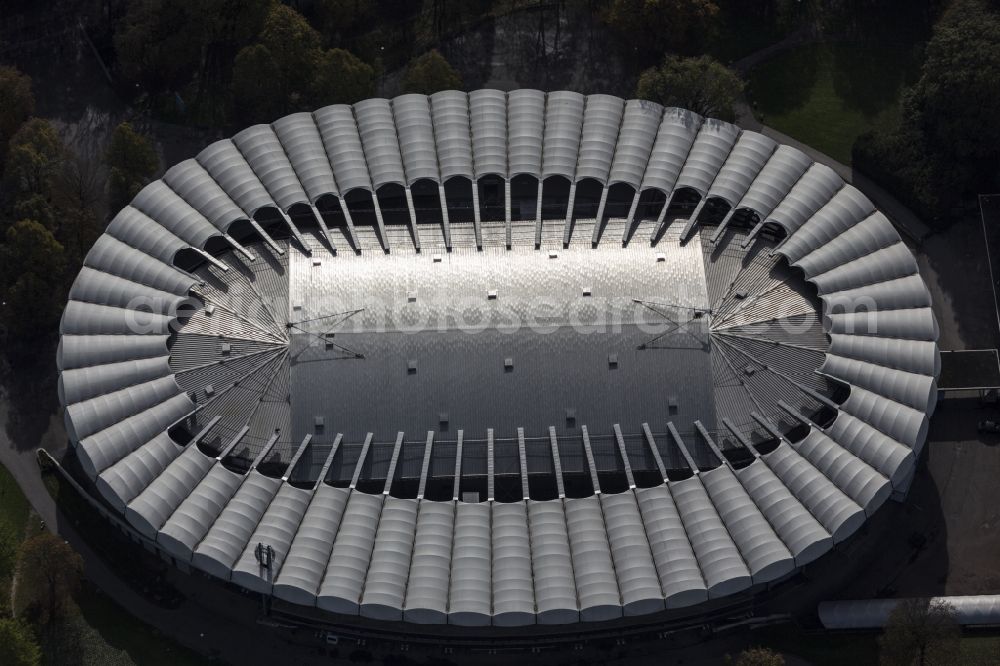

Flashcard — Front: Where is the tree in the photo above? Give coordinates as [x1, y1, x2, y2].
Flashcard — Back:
[3, 118, 64, 204]
[0, 618, 41, 666]
[106, 122, 158, 215]
[607, 0, 720, 60]
[401, 50, 462, 95]
[734, 646, 785, 666]
[0, 66, 34, 164]
[637, 55, 744, 121]
[0, 221, 68, 357]
[901, 0, 1000, 164]
[114, 0, 206, 94]
[259, 3, 323, 110]
[230, 44, 283, 123]
[310, 48, 375, 106]
[13, 532, 83, 625]
[115, 0, 273, 120]
[879, 598, 961, 666]
[314, 0, 375, 39]
[851, 0, 1000, 223]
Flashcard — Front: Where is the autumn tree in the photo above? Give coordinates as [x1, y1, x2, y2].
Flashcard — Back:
[734, 646, 785, 666]
[14, 533, 82, 625]
[0, 619, 41, 666]
[0, 220, 68, 348]
[0, 66, 34, 165]
[879, 599, 961, 666]
[401, 50, 462, 95]
[607, 0, 720, 60]
[637, 55, 744, 121]
[106, 122, 159, 215]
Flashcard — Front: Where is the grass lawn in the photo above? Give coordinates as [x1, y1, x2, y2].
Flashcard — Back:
[0, 463, 32, 612]
[748, 42, 923, 164]
[69, 583, 214, 666]
[750, 624, 880, 666]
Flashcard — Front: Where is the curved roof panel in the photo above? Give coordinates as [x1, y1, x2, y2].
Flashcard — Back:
[272, 112, 341, 201]
[607, 99, 663, 189]
[491, 501, 535, 626]
[673, 119, 741, 196]
[195, 140, 276, 216]
[163, 160, 248, 232]
[312, 105, 372, 193]
[403, 500, 454, 624]
[574, 94, 625, 183]
[354, 98, 407, 189]
[232, 124, 310, 210]
[392, 94, 441, 185]
[541, 91, 586, 180]
[640, 107, 703, 194]
[470, 89, 510, 178]
[736, 145, 813, 218]
[765, 163, 843, 235]
[705, 131, 778, 206]
[430, 91, 474, 181]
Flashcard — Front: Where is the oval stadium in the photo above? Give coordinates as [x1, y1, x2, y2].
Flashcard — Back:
[56, 90, 940, 635]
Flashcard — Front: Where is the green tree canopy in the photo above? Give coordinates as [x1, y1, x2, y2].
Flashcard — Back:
[607, 0, 720, 59]
[13, 532, 83, 625]
[637, 54, 744, 121]
[0, 220, 68, 351]
[230, 43, 283, 123]
[852, 0, 1000, 222]
[115, 0, 273, 94]
[401, 49, 462, 95]
[3, 118, 64, 202]
[0, 65, 34, 164]
[310, 48, 375, 106]
[114, 0, 206, 93]
[106, 122, 159, 215]
[902, 0, 1000, 164]
[0, 618, 41, 666]
[879, 598, 961, 666]
[259, 3, 323, 109]
[231, 3, 373, 119]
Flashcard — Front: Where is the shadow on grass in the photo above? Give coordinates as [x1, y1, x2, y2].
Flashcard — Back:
[73, 582, 217, 666]
[831, 42, 922, 117]
[749, 624, 879, 666]
[42, 466, 185, 609]
[748, 46, 821, 116]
